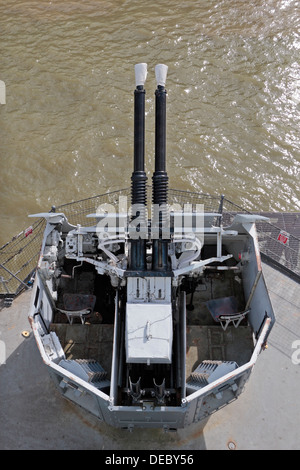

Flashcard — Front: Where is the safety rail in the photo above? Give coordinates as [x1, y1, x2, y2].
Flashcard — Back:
[0, 189, 299, 305]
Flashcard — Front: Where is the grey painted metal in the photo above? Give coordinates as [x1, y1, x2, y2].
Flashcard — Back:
[1, 193, 299, 299]
[25, 208, 275, 429]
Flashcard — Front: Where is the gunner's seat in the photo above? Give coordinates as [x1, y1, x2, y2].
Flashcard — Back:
[206, 296, 250, 331]
[57, 293, 96, 325]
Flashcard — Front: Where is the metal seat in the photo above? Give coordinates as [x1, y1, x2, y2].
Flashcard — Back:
[57, 294, 96, 324]
[206, 296, 249, 331]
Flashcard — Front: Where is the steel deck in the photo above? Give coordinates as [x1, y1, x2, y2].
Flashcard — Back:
[0, 203, 299, 449]
[0, 260, 299, 450]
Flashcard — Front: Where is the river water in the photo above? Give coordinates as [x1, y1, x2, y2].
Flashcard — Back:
[0, 0, 299, 246]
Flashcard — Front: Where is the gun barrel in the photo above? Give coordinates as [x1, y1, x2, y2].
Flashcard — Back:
[152, 64, 169, 272]
[129, 64, 148, 271]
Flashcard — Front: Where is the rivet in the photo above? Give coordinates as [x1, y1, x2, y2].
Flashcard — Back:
[227, 440, 237, 450]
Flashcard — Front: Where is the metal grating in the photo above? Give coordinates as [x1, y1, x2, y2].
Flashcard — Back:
[0, 218, 46, 300]
[220, 198, 300, 281]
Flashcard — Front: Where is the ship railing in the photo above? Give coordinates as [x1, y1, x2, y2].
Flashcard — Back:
[0, 189, 299, 306]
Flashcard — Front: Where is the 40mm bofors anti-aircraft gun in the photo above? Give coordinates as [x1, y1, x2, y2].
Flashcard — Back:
[28, 63, 275, 430]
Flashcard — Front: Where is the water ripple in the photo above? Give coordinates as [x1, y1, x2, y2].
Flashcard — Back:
[0, 0, 299, 244]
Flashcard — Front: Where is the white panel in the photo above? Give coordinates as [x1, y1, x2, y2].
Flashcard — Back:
[125, 303, 172, 364]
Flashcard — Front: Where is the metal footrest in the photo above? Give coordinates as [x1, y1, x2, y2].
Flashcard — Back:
[189, 360, 222, 386]
[59, 359, 109, 389]
[187, 360, 238, 391]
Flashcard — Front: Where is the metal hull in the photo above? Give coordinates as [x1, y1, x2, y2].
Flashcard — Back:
[28, 209, 274, 430]
[33, 339, 263, 430]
